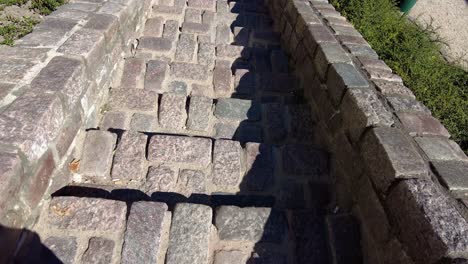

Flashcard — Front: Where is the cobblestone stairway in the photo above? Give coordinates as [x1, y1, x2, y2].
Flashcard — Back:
[18, 0, 361, 263]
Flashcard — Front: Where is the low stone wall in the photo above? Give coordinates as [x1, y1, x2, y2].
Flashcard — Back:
[0, 0, 152, 227]
[266, 0, 468, 263]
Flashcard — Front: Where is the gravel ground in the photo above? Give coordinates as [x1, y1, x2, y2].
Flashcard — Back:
[409, 0, 468, 69]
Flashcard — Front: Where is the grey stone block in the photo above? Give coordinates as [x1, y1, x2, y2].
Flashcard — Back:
[197, 42, 216, 66]
[44, 236, 77, 264]
[187, 96, 213, 132]
[170, 62, 209, 81]
[121, 58, 145, 88]
[327, 63, 369, 106]
[387, 96, 430, 114]
[214, 250, 248, 264]
[143, 17, 164, 36]
[159, 93, 187, 130]
[215, 98, 261, 121]
[166, 203, 212, 264]
[264, 103, 287, 142]
[282, 145, 329, 181]
[130, 113, 158, 132]
[80, 130, 117, 179]
[0, 59, 36, 83]
[175, 34, 197, 62]
[101, 111, 128, 130]
[397, 112, 450, 138]
[326, 214, 362, 264]
[361, 128, 428, 192]
[244, 143, 274, 191]
[0, 152, 23, 210]
[181, 22, 210, 34]
[108, 89, 159, 112]
[314, 42, 352, 80]
[373, 80, 415, 99]
[111, 131, 147, 182]
[387, 179, 468, 263]
[47, 197, 127, 232]
[213, 66, 232, 96]
[145, 60, 169, 92]
[16, 18, 77, 48]
[212, 139, 243, 187]
[216, 44, 250, 59]
[168, 81, 188, 94]
[81, 237, 114, 264]
[432, 160, 468, 198]
[415, 137, 468, 162]
[145, 166, 177, 193]
[148, 135, 212, 167]
[178, 169, 207, 194]
[122, 202, 167, 264]
[215, 206, 287, 243]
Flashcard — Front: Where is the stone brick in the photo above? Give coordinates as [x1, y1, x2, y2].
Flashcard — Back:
[361, 128, 428, 192]
[212, 139, 243, 187]
[130, 113, 158, 132]
[0, 59, 36, 83]
[44, 236, 77, 264]
[25, 150, 56, 207]
[81, 237, 114, 264]
[214, 122, 238, 139]
[122, 202, 168, 264]
[341, 88, 394, 134]
[101, 111, 128, 130]
[216, 24, 231, 44]
[282, 145, 329, 181]
[278, 179, 305, 209]
[0, 91, 63, 161]
[162, 20, 179, 40]
[397, 112, 450, 138]
[233, 69, 255, 96]
[365, 67, 403, 82]
[233, 123, 263, 142]
[187, 96, 213, 131]
[175, 34, 196, 62]
[182, 22, 210, 34]
[185, 9, 202, 23]
[326, 63, 369, 106]
[215, 98, 261, 121]
[145, 60, 169, 92]
[121, 58, 145, 88]
[148, 135, 212, 167]
[432, 160, 468, 199]
[271, 50, 289, 73]
[0, 152, 24, 210]
[16, 18, 77, 48]
[144, 17, 164, 36]
[248, 245, 288, 264]
[326, 214, 362, 264]
[159, 93, 187, 130]
[31, 56, 85, 111]
[287, 104, 315, 143]
[415, 137, 468, 162]
[258, 73, 299, 93]
[214, 250, 248, 264]
[0, 46, 49, 61]
[386, 179, 468, 263]
[373, 80, 415, 99]
[166, 203, 212, 264]
[215, 206, 287, 243]
[233, 27, 249, 46]
[170, 62, 209, 81]
[138, 37, 172, 52]
[213, 66, 232, 96]
[303, 24, 337, 55]
[216, 44, 250, 59]
[79, 130, 117, 179]
[243, 143, 274, 191]
[47, 197, 127, 232]
[192, 83, 214, 97]
[111, 131, 147, 182]
[168, 81, 188, 94]
[197, 42, 216, 66]
[314, 42, 351, 80]
[387, 96, 430, 114]
[108, 89, 158, 111]
[178, 169, 207, 194]
[145, 166, 177, 193]
[188, 0, 215, 9]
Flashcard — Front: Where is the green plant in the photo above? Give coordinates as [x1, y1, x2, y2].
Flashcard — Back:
[0, 0, 28, 6]
[0, 16, 39, 45]
[331, 0, 468, 153]
[31, 0, 65, 15]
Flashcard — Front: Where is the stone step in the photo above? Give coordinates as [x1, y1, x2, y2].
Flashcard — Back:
[75, 131, 330, 208]
[26, 196, 331, 264]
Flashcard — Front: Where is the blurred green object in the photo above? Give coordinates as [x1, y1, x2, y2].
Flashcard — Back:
[399, 0, 417, 13]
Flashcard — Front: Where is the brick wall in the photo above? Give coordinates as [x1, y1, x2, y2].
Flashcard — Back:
[266, 0, 468, 263]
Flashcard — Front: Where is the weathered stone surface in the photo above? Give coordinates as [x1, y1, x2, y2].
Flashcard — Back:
[0, 59, 36, 83]
[244, 143, 274, 191]
[162, 20, 179, 39]
[170, 62, 209, 81]
[44, 236, 77, 264]
[121, 58, 145, 88]
[182, 22, 210, 34]
[282, 145, 329, 181]
[216, 24, 231, 44]
[213, 66, 232, 95]
[168, 81, 188, 94]
[130, 113, 158, 132]
[278, 179, 305, 209]
[197, 42, 216, 65]
[373, 80, 415, 99]
[0, 152, 23, 210]
[178, 169, 207, 194]
[138, 37, 172, 51]
[215, 206, 287, 243]
[166, 203, 212, 264]
[148, 135, 212, 167]
[215, 98, 261, 121]
[81, 237, 114, 264]
[144, 17, 164, 36]
[264, 103, 287, 141]
[122, 202, 167, 264]
[47, 197, 127, 232]
[25, 150, 56, 208]
[415, 137, 468, 162]
[386, 179, 468, 263]
[212, 139, 243, 186]
[111, 131, 147, 182]
[145, 60, 169, 92]
[145, 166, 177, 193]
[397, 112, 450, 138]
[326, 214, 362, 264]
[159, 93, 187, 129]
[216, 44, 250, 59]
[188, 0, 215, 9]
[361, 128, 428, 192]
[16, 18, 77, 47]
[175, 34, 196, 62]
[80, 131, 117, 178]
[387, 96, 430, 114]
[108, 89, 158, 111]
[30, 56, 85, 111]
[432, 160, 468, 198]
[187, 96, 213, 131]
[214, 250, 247, 264]
[314, 42, 351, 80]
[327, 63, 369, 106]
[287, 104, 315, 142]
[101, 111, 128, 130]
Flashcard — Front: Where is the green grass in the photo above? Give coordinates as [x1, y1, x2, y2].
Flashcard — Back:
[0, 16, 39, 45]
[0, 0, 28, 6]
[31, 0, 65, 15]
[331, 0, 468, 153]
